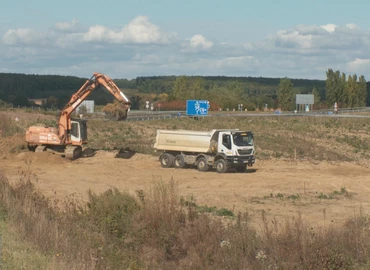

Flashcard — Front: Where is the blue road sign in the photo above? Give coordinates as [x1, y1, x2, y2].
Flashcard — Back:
[186, 100, 209, 116]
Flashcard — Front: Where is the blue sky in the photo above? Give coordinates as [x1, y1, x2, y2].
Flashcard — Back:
[1, 0, 370, 79]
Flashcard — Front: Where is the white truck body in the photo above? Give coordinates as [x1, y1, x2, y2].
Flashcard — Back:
[154, 129, 255, 173]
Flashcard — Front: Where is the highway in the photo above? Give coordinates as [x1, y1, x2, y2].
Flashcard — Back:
[124, 107, 370, 121]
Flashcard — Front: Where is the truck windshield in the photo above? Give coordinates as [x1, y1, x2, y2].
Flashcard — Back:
[233, 132, 253, 146]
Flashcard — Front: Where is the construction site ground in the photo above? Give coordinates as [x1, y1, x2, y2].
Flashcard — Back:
[1, 148, 370, 229]
[1, 109, 370, 229]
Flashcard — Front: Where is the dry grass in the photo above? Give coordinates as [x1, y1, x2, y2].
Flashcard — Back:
[86, 115, 370, 165]
[2, 109, 370, 164]
[1, 170, 370, 269]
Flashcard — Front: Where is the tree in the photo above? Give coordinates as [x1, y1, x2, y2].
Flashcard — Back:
[188, 77, 207, 99]
[325, 69, 343, 106]
[311, 87, 321, 104]
[277, 78, 293, 111]
[78, 105, 88, 115]
[346, 75, 356, 107]
[358, 75, 367, 107]
[172, 76, 188, 100]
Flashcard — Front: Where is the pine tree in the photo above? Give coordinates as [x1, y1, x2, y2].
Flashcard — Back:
[326, 69, 335, 104]
[358, 75, 367, 107]
[311, 86, 321, 105]
[277, 77, 293, 111]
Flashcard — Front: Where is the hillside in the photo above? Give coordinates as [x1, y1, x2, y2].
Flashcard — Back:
[0, 72, 327, 107]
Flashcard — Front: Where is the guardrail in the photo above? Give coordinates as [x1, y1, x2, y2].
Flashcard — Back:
[81, 107, 370, 122]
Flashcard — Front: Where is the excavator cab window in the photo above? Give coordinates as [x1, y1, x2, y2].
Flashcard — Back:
[71, 118, 88, 142]
[71, 122, 80, 139]
[79, 120, 88, 141]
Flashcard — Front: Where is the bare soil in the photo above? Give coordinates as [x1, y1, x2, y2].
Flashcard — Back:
[1, 150, 370, 229]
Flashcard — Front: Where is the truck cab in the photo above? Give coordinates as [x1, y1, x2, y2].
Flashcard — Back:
[217, 131, 255, 171]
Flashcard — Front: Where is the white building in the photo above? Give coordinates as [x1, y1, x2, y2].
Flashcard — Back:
[77, 100, 95, 113]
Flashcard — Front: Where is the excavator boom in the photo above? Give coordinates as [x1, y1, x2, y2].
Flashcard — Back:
[58, 72, 130, 143]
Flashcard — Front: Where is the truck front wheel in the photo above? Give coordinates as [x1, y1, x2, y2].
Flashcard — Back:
[197, 157, 209, 172]
[160, 153, 174, 168]
[215, 159, 228, 173]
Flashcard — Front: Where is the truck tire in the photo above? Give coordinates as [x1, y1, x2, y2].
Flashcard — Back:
[215, 159, 228, 173]
[174, 154, 186, 169]
[197, 157, 209, 172]
[160, 153, 174, 168]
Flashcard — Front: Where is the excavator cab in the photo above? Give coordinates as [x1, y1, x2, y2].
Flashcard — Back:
[70, 118, 88, 144]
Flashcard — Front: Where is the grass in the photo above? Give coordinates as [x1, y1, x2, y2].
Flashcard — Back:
[317, 187, 352, 200]
[181, 196, 235, 217]
[1, 172, 370, 269]
[0, 201, 50, 269]
[2, 109, 370, 163]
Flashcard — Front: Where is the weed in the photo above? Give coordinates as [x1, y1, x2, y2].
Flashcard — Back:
[287, 194, 300, 200]
[318, 187, 351, 200]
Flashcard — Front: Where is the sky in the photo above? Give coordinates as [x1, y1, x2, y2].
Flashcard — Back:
[1, 0, 370, 80]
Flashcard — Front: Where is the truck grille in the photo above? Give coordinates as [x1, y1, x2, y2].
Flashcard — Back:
[238, 149, 253, 155]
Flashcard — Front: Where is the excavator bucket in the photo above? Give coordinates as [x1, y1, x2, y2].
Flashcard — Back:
[115, 147, 136, 159]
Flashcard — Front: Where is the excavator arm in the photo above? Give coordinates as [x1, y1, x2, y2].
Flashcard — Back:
[58, 72, 131, 143]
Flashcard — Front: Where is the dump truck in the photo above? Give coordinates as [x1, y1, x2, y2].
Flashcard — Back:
[153, 129, 255, 173]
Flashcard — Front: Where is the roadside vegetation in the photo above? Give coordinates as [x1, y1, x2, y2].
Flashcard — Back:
[1, 172, 370, 269]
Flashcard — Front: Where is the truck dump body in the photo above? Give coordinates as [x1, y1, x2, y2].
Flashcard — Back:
[154, 130, 213, 153]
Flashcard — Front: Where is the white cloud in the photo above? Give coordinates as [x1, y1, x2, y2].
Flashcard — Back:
[2, 28, 44, 45]
[1, 18, 370, 80]
[189, 34, 213, 49]
[83, 16, 175, 44]
[320, 24, 337, 33]
[346, 58, 370, 73]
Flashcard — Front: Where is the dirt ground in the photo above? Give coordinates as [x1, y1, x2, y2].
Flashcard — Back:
[1, 149, 370, 229]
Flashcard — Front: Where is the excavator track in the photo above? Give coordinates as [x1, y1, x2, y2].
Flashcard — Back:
[35, 145, 47, 152]
[64, 146, 82, 160]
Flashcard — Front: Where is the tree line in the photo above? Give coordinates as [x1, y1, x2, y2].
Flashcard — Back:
[0, 71, 368, 111]
[325, 69, 367, 108]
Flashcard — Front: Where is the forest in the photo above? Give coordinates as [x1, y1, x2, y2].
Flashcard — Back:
[0, 71, 368, 111]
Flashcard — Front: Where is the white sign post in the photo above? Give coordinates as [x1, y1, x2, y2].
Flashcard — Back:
[145, 101, 149, 113]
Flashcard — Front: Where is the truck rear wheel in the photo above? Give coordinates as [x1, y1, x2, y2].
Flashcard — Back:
[160, 153, 174, 168]
[174, 154, 186, 169]
[215, 159, 228, 173]
[197, 157, 209, 172]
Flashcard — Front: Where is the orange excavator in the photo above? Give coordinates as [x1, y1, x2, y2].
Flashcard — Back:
[26, 72, 131, 160]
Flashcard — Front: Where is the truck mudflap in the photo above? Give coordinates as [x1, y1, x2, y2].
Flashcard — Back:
[226, 155, 255, 167]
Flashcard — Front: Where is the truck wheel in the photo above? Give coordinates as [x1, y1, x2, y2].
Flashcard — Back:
[215, 159, 228, 173]
[197, 157, 209, 172]
[236, 164, 247, 172]
[160, 153, 174, 168]
[174, 154, 186, 169]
